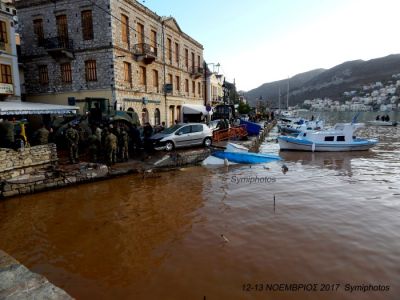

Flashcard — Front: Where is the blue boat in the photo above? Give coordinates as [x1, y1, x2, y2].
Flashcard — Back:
[213, 151, 282, 164]
[240, 119, 262, 136]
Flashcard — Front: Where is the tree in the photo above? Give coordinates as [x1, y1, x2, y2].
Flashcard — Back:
[238, 102, 251, 115]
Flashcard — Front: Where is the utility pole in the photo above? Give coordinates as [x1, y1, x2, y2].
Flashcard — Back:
[204, 61, 208, 106]
[161, 20, 168, 124]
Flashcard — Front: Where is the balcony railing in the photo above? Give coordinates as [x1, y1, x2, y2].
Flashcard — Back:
[132, 43, 157, 64]
[44, 36, 74, 51]
[190, 66, 204, 78]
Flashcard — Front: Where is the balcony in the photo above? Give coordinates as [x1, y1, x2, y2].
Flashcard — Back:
[190, 66, 204, 79]
[43, 37, 74, 60]
[132, 43, 157, 64]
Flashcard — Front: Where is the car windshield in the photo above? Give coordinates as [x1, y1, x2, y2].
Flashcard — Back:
[161, 124, 183, 134]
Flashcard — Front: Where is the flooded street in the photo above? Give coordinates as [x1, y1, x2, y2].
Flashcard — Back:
[1, 113, 400, 300]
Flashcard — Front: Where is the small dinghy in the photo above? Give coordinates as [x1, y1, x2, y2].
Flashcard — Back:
[203, 143, 281, 165]
[212, 151, 282, 164]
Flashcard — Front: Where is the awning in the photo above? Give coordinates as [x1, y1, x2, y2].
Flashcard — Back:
[0, 101, 79, 115]
[182, 104, 213, 115]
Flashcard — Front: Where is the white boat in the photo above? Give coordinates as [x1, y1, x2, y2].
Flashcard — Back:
[278, 118, 324, 135]
[366, 120, 397, 127]
[278, 123, 378, 152]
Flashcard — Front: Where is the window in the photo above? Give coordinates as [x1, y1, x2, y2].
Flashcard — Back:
[154, 108, 160, 126]
[185, 79, 189, 93]
[139, 66, 147, 86]
[151, 30, 157, 48]
[177, 126, 191, 135]
[33, 19, 44, 46]
[123, 62, 132, 85]
[152, 69, 159, 91]
[0, 21, 7, 43]
[185, 48, 189, 69]
[191, 125, 203, 133]
[175, 76, 180, 91]
[137, 22, 144, 44]
[191, 52, 195, 69]
[56, 15, 68, 39]
[81, 10, 94, 40]
[61, 63, 72, 83]
[175, 42, 179, 64]
[85, 60, 97, 81]
[167, 38, 172, 62]
[121, 14, 129, 44]
[324, 136, 334, 142]
[198, 82, 201, 95]
[192, 80, 195, 95]
[197, 55, 201, 67]
[0, 64, 12, 84]
[337, 136, 345, 142]
[38, 65, 48, 85]
[168, 73, 173, 84]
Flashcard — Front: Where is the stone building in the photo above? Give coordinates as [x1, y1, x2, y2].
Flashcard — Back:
[0, 0, 20, 101]
[207, 73, 224, 106]
[15, 0, 205, 125]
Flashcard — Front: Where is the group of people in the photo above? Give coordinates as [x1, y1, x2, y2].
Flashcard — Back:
[62, 119, 175, 165]
[376, 115, 391, 122]
[64, 122, 146, 165]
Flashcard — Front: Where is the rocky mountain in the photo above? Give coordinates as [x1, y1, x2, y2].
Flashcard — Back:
[245, 54, 400, 107]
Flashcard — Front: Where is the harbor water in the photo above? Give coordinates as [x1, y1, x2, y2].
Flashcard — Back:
[0, 112, 399, 299]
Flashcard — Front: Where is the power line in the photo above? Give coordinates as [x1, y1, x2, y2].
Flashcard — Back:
[88, 0, 202, 67]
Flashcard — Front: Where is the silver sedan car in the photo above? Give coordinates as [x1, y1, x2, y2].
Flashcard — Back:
[150, 123, 213, 151]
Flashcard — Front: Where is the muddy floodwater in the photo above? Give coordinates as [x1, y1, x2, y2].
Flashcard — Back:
[1, 113, 399, 300]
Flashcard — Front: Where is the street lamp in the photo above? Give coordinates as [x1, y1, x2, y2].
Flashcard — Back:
[207, 62, 220, 74]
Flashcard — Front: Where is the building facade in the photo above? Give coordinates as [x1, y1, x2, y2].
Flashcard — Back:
[16, 0, 205, 125]
[0, 0, 20, 101]
[206, 73, 224, 106]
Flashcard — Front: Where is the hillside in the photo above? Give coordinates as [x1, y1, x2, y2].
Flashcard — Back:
[245, 54, 400, 107]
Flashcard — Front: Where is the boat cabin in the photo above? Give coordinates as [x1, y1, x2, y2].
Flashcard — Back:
[298, 123, 363, 143]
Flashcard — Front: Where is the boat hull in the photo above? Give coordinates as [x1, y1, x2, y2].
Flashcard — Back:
[278, 136, 378, 152]
[212, 151, 281, 164]
[240, 119, 262, 136]
[367, 121, 397, 126]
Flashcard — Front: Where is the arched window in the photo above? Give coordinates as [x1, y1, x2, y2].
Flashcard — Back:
[142, 108, 149, 125]
[154, 108, 160, 125]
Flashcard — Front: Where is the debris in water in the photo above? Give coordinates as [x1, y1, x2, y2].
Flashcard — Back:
[221, 234, 230, 243]
[282, 164, 289, 174]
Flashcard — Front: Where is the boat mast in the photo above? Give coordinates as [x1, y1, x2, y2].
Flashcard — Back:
[278, 87, 281, 111]
[286, 77, 290, 109]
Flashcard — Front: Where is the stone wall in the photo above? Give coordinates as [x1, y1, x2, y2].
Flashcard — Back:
[0, 144, 58, 180]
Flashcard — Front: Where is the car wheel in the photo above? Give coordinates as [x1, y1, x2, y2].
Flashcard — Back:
[203, 137, 212, 147]
[165, 141, 174, 151]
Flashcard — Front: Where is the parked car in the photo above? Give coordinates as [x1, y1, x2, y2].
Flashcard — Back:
[149, 123, 213, 151]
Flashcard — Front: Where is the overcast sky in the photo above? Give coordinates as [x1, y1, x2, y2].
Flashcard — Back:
[143, 0, 400, 91]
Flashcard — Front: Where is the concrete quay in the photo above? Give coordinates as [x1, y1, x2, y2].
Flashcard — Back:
[0, 250, 73, 300]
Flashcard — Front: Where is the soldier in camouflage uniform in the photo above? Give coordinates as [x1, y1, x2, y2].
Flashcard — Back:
[87, 132, 100, 163]
[65, 124, 79, 164]
[0, 119, 15, 149]
[35, 124, 49, 145]
[118, 127, 129, 161]
[104, 128, 117, 165]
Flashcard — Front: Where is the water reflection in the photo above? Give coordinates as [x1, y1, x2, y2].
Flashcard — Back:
[0, 169, 209, 299]
[279, 151, 377, 176]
